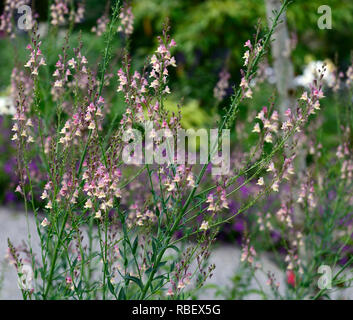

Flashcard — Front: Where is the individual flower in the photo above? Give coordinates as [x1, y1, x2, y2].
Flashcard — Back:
[41, 218, 50, 227]
[200, 221, 209, 231]
[252, 123, 261, 133]
[256, 177, 264, 186]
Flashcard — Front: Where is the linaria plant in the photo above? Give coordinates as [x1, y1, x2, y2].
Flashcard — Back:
[197, 55, 353, 300]
[4, 0, 332, 300]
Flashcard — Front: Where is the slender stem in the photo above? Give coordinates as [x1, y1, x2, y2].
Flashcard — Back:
[43, 210, 70, 299]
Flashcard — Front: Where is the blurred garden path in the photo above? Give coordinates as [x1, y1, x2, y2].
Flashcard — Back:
[0, 207, 352, 300]
[0, 207, 39, 299]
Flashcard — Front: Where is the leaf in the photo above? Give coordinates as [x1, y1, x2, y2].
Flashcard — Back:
[155, 206, 160, 217]
[118, 287, 126, 300]
[151, 237, 160, 258]
[169, 261, 175, 273]
[125, 275, 144, 290]
[167, 244, 180, 254]
[132, 236, 139, 255]
[157, 261, 167, 270]
[153, 274, 167, 281]
[108, 279, 116, 296]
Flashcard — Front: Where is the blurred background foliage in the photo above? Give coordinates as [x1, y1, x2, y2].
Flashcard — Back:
[132, 0, 353, 105]
[1, 0, 353, 105]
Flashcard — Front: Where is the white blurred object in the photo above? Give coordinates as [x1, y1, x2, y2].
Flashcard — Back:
[295, 60, 335, 88]
[265, 67, 277, 84]
[0, 96, 15, 115]
[37, 22, 48, 38]
[17, 264, 34, 291]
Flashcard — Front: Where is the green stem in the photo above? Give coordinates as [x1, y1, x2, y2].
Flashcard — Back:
[43, 210, 70, 299]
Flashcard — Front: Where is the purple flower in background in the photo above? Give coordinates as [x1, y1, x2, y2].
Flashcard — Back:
[232, 220, 245, 233]
[270, 230, 281, 243]
[4, 191, 16, 203]
[3, 160, 14, 175]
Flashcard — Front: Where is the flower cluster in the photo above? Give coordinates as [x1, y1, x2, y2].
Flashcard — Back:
[252, 106, 279, 144]
[168, 270, 192, 296]
[239, 74, 253, 99]
[297, 178, 316, 209]
[50, 0, 69, 26]
[257, 156, 295, 193]
[336, 128, 353, 182]
[11, 36, 39, 147]
[74, 1, 85, 24]
[82, 156, 122, 216]
[59, 97, 104, 148]
[239, 39, 264, 100]
[126, 203, 157, 228]
[266, 271, 280, 290]
[11, 112, 34, 145]
[213, 68, 230, 102]
[257, 212, 273, 231]
[285, 249, 303, 275]
[91, 15, 109, 36]
[24, 35, 46, 78]
[163, 165, 195, 193]
[276, 203, 293, 229]
[52, 48, 88, 101]
[41, 172, 79, 211]
[346, 64, 353, 87]
[149, 29, 176, 94]
[11, 67, 33, 112]
[240, 238, 257, 265]
[117, 3, 134, 37]
[206, 184, 229, 215]
[117, 66, 148, 126]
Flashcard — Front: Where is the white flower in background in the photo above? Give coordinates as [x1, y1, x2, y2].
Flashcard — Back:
[0, 96, 16, 115]
[295, 60, 335, 88]
[200, 221, 209, 231]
